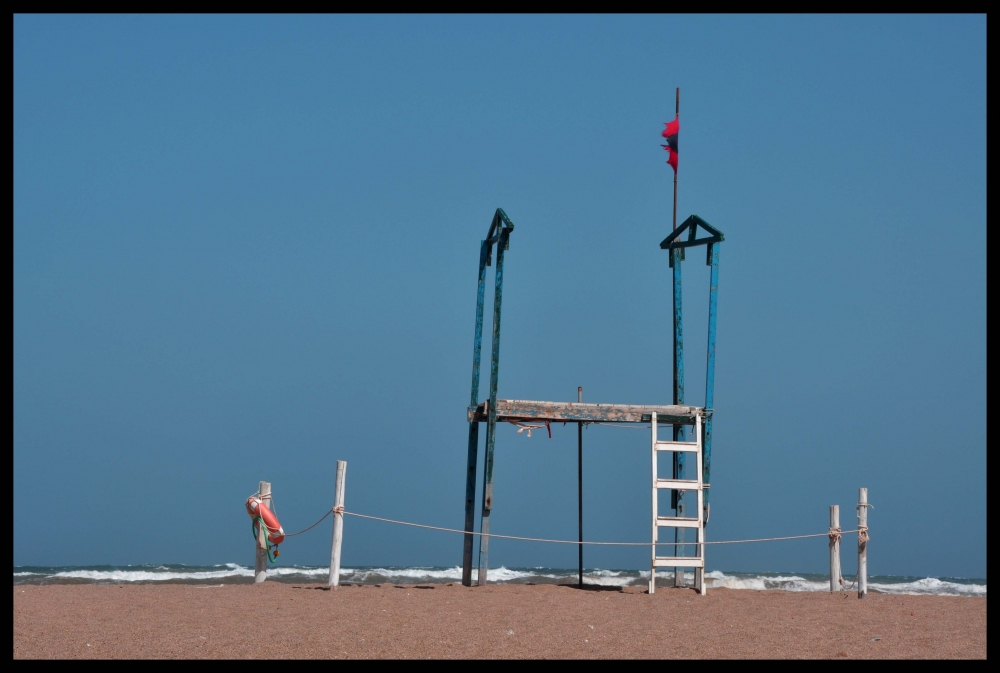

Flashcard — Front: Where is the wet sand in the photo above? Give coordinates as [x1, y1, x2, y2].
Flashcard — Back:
[13, 583, 985, 659]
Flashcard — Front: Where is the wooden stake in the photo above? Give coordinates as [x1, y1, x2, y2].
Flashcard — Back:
[254, 481, 271, 584]
[829, 505, 841, 592]
[329, 461, 347, 588]
[858, 488, 868, 599]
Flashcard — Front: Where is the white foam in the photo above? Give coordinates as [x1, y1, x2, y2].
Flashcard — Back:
[868, 577, 986, 597]
[51, 567, 253, 582]
[268, 566, 328, 577]
[338, 565, 560, 584]
[12, 565, 985, 595]
[703, 571, 985, 596]
[340, 566, 463, 583]
[41, 564, 327, 583]
[585, 569, 644, 587]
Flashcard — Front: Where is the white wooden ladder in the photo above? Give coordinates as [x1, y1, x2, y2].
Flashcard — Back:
[650, 411, 706, 594]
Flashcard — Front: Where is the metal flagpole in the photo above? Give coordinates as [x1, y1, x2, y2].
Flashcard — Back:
[670, 87, 687, 587]
[672, 87, 679, 233]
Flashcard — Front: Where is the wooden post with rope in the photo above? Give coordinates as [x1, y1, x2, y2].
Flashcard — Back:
[329, 460, 347, 588]
[829, 505, 841, 592]
[858, 487, 868, 599]
[254, 481, 271, 583]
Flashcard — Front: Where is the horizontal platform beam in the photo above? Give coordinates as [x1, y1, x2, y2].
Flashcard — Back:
[654, 440, 700, 452]
[655, 479, 701, 491]
[656, 517, 702, 529]
[468, 399, 703, 424]
[653, 557, 705, 568]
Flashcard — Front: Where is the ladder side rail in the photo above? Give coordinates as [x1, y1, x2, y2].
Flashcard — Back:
[650, 412, 658, 593]
[695, 414, 706, 594]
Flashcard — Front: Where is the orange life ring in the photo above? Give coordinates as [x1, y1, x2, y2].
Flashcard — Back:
[246, 497, 285, 545]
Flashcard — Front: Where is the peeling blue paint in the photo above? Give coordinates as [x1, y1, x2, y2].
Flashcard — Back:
[461, 209, 514, 587]
[703, 242, 720, 512]
[662, 214, 723, 526]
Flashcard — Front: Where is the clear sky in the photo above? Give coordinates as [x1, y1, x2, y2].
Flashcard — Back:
[14, 15, 985, 578]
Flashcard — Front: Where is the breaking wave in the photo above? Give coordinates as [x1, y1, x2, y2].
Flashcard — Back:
[12, 565, 985, 596]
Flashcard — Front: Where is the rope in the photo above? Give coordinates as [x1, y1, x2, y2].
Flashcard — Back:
[282, 505, 346, 537]
[702, 530, 861, 545]
[828, 526, 842, 545]
[343, 511, 649, 545]
[251, 517, 280, 562]
[340, 510, 862, 548]
[282, 508, 333, 537]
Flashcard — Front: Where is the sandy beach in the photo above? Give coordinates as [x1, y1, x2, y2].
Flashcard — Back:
[13, 583, 985, 659]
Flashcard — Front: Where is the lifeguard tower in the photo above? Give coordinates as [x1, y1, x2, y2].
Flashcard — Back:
[460, 208, 723, 594]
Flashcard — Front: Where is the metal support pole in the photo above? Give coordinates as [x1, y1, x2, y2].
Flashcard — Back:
[577, 386, 583, 589]
[858, 488, 869, 599]
[672, 88, 679, 250]
[669, 92, 689, 588]
[703, 243, 720, 523]
[671, 245, 686, 587]
[462, 240, 490, 586]
[478, 227, 510, 585]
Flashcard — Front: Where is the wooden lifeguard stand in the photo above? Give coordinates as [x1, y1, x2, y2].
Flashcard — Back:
[460, 209, 723, 591]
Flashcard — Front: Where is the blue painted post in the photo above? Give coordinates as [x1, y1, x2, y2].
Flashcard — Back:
[702, 243, 720, 519]
[478, 227, 510, 585]
[461, 239, 490, 587]
[671, 246, 687, 585]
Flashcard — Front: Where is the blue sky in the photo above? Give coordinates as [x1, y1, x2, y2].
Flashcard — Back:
[14, 15, 985, 578]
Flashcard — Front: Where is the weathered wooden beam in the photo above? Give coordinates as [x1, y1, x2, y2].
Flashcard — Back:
[468, 399, 702, 425]
[329, 461, 346, 588]
[858, 488, 869, 599]
[830, 504, 842, 592]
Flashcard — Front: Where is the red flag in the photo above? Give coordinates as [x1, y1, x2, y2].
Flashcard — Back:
[661, 116, 679, 173]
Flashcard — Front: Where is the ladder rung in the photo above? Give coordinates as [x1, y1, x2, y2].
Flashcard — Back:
[655, 479, 701, 491]
[653, 557, 705, 568]
[654, 441, 699, 453]
[655, 516, 701, 528]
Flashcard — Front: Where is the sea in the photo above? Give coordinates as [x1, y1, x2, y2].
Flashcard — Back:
[12, 565, 985, 597]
